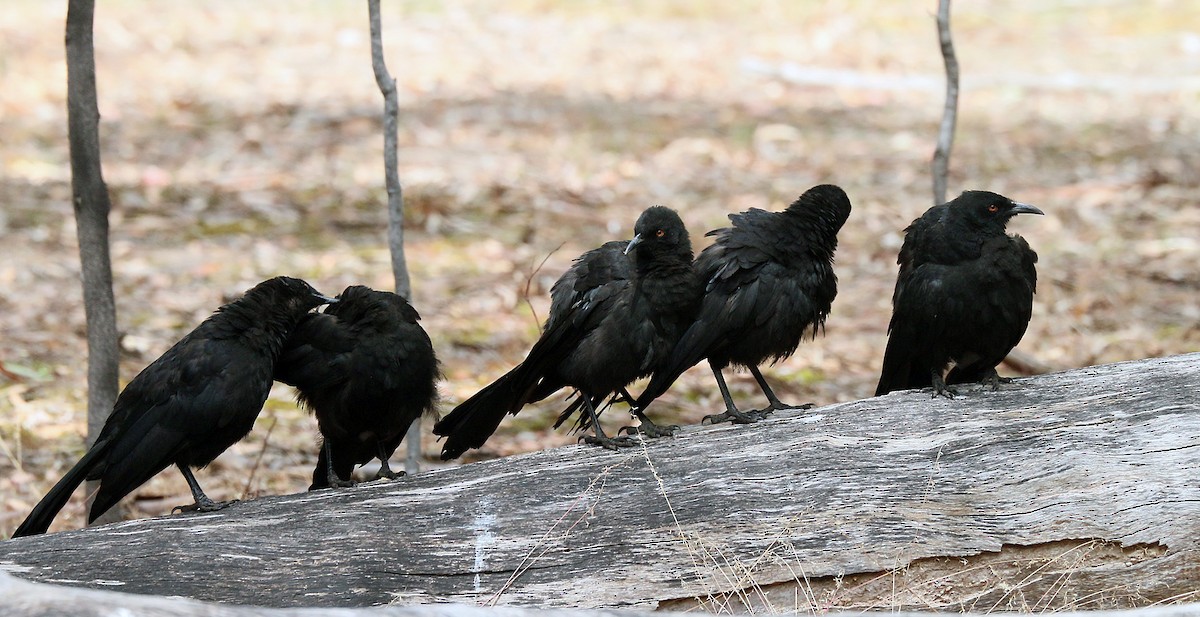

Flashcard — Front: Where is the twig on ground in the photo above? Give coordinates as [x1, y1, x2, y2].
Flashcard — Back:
[242, 415, 277, 498]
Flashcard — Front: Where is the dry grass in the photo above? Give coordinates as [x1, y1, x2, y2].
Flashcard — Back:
[1, 0, 1198, 550]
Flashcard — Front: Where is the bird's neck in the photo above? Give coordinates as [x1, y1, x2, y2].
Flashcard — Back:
[208, 301, 303, 356]
[635, 254, 699, 317]
[780, 213, 841, 260]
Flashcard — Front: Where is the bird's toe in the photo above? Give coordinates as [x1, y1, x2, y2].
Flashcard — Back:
[173, 497, 238, 514]
[619, 422, 679, 438]
[579, 434, 639, 450]
[703, 410, 761, 425]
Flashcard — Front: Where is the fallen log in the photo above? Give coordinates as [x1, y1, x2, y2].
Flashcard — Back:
[2, 353, 1198, 613]
[2, 571, 1199, 617]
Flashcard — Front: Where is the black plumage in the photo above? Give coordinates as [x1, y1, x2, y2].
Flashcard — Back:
[433, 206, 700, 459]
[13, 276, 333, 537]
[637, 184, 852, 423]
[274, 285, 439, 489]
[875, 190, 1042, 397]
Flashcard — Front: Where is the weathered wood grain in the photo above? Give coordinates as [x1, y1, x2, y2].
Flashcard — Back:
[3, 571, 1200, 617]
[2, 353, 1198, 613]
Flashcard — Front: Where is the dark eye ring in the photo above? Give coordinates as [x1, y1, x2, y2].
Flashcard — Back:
[656, 229, 666, 238]
[987, 204, 1000, 213]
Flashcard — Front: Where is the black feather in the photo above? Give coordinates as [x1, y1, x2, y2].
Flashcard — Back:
[14, 276, 331, 537]
[637, 184, 851, 415]
[275, 285, 439, 489]
[875, 190, 1041, 396]
[433, 206, 700, 459]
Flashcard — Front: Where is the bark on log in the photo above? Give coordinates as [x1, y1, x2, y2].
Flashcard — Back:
[2, 354, 1198, 614]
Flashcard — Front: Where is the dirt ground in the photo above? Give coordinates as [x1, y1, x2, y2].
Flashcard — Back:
[1, 0, 1197, 550]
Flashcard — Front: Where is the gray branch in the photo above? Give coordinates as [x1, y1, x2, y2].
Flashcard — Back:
[932, 0, 959, 205]
[65, 0, 121, 523]
[367, 0, 419, 474]
[3, 354, 1198, 612]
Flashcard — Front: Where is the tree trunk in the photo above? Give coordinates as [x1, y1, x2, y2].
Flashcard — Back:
[64, 0, 120, 524]
[366, 0, 420, 476]
[2, 354, 1198, 612]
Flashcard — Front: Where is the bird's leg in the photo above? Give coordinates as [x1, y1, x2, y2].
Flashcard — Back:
[617, 387, 679, 438]
[374, 441, 405, 481]
[702, 363, 761, 425]
[930, 370, 958, 399]
[172, 464, 238, 514]
[323, 441, 355, 488]
[580, 394, 638, 450]
[748, 365, 813, 416]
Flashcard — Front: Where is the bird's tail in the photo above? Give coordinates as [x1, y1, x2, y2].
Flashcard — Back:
[12, 440, 109, 537]
[874, 335, 929, 396]
[433, 365, 539, 460]
[636, 324, 711, 409]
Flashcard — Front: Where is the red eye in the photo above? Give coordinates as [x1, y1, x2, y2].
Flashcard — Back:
[987, 204, 999, 213]
[656, 229, 666, 238]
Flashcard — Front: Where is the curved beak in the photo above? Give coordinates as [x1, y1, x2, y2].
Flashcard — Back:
[1011, 202, 1044, 216]
[624, 234, 643, 255]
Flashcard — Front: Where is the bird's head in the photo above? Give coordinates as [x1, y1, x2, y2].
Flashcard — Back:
[251, 276, 338, 312]
[952, 190, 1043, 231]
[328, 285, 421, 323]
[785, 183, 853, 234]
[625, 205, 692, 261]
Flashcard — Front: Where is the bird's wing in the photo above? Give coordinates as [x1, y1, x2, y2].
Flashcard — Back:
[273, 312, 356, 393]
[638, 219, 792, 404]
[435, 249, 631, 459]
[547, 241, 631, 331]
[877, 255, 1001, 394]
[877, 261, 945, 395]
[353, 321, 438, 393]
[90, 334, 273, 516]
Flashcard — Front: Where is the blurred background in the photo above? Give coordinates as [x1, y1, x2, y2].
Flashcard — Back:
[1, 0, 1197, 535]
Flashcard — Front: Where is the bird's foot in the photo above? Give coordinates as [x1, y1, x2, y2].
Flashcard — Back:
[752, 400, 815, 416]
[931, 373, 958, 399]
[579, 433, 639, 450]
[702, 408, 767, 425]
[172, 496, 238, 514]
[374, 469, 406, 481]
[983, 370, 1014, 391]
[930, 385, 958, 399]
[374, 459, 406, 481]
[618, 420, 679, 438]
[321, 468, 356, 488]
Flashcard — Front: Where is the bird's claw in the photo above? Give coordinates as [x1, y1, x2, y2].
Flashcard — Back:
[618, 422, 679, 438]
[702, 409, 767, 425]
[983, 372, 1014, 391]
[375, 469, 406, 481]
[579, 434, 639, 450]
[931, 386, 958, 399]
[760, 401, 813, 414]
[172, 497, 238, 514]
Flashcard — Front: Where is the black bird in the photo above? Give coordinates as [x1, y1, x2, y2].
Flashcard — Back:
[274, 285, 439, 489]
[433, 206, 700, 459]
[13, 276, 333, 537]
[875, 190, 1042, 397]
[637, 184, 852, 424]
